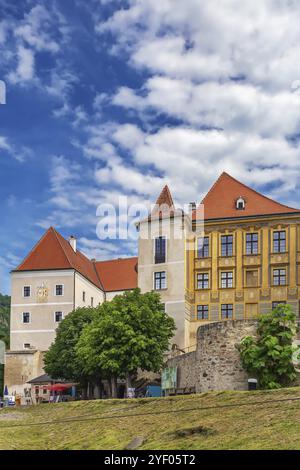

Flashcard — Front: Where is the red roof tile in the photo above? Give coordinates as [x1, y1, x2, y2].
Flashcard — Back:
[155, 185, 174, 208]
[16, 227, 102, 289]
[199, 172, 300, 220]
[15, 227, 137, 292]
[94, 257, 138, 292]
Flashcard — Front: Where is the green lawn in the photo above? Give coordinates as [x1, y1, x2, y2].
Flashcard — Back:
[0, 387, 300, 450]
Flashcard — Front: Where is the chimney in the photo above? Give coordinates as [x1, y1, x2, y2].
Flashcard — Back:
[69, 235, 77, 252]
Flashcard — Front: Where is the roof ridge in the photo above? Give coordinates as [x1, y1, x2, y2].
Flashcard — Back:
[202, 172, 299, 212]
[155, 184, 174, 207]
[201, 171, 227, 204]
[95, 256, 138, 264]
[15, 227, 56, 270]
[52, 228, 73, 268]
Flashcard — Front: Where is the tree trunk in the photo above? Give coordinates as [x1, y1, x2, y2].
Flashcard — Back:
[126, 372, 133, 397]
[110, 376, 118, 398]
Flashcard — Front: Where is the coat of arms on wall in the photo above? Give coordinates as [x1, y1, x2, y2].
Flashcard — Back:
[36, 283, 49, 303]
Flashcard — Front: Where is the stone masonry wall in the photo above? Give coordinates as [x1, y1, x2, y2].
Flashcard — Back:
[167, 320, 258, 393]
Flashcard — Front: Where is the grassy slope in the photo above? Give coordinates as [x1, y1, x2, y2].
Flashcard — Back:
[0, 388, 300, 450]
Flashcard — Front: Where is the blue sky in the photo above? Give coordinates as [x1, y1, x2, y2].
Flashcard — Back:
[1, 0, 300, 294]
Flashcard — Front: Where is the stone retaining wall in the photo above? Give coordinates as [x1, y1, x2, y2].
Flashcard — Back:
[167, 320, 258, 393]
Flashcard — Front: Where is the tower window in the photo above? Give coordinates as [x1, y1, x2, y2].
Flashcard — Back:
[154, 271, 167, 290]
[155, 236, 166, 264]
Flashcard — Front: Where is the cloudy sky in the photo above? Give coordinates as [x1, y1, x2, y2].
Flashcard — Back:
[1, 0, 300, 293]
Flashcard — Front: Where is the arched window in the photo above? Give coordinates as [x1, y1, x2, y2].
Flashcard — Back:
[236, 197, 245, 210]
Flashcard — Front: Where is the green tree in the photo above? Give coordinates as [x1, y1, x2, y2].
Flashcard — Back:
[0, 293, 10, 395]
[76, 289, 175, 397]
[0, 293, 10, 347]
[239, 304, 299, 389]
[44, 306, 96, 397]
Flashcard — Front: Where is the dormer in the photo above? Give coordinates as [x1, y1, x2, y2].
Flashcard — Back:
[236, 196, 246, 210]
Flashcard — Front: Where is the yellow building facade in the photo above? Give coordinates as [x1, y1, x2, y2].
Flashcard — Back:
[185, 173, 300, 349]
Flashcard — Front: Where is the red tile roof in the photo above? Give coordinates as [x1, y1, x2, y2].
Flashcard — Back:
[16, 227, 103, 289]
[199, 172, 300, 220]
[15, 227, 138, 292]
[155, 185, 174, 208]
[94, 257, 138, 292]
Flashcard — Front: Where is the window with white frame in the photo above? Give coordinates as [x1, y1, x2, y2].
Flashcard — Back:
[23, 286, 31, 297]
[221, 235, 233, 256]
[55, 284, 64, 296]
[154, 271, 167, 290]
[221, 304, 233, 319]
[197, 273, 209, 289]
[82, 291, 86, 302]
[197, 305, 209, 320]
[221, 271, 234, 288]
[23, 343, 31, 349]
[55, 311, 63, 323]
[273, 268, 286, 286]
[273, 231, 286, 253]
[22, 312, 30, 324]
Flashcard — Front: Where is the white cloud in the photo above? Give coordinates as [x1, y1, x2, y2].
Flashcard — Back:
[8, 45, 35, 83]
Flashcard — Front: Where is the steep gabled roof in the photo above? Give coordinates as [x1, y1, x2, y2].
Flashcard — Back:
[15, 227, 103, 289]
[200, 172, 300, 220]
[94, 257, 138, 292]
[155, 185, 174, 208]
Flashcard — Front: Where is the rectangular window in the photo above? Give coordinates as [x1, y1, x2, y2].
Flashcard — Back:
[221, 235, 233, 257]
[154, 271, 167, 290]
[221, 271, 233, 288]
[22, 312, 30, 324]
[82, 291, 86, 302]
[273, 231, 286, 253]
[246, 233, 259, 255]
[221, 304, 233, 319]
[91, 297, 94, 307]
[24, 343, 31, 350]
[55, 311, 63, 323]
[23, 286, 31, 297]
[197, 273, 209, 289]
[197, 305, 209, 320]
[272, 301, 286, 310]
[273, 269, 286, 286]
[197, 237, 209, 258]
[155, 237, 166, 264]
[245, 270, 258, 287]
[55, 284, 63, 296]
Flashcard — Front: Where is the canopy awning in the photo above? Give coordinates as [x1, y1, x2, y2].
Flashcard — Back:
[46, 383, 77, 392]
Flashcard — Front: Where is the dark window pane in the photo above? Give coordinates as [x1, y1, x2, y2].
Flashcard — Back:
[155, 237, 166, 263]
[197, 305, 209, 320]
